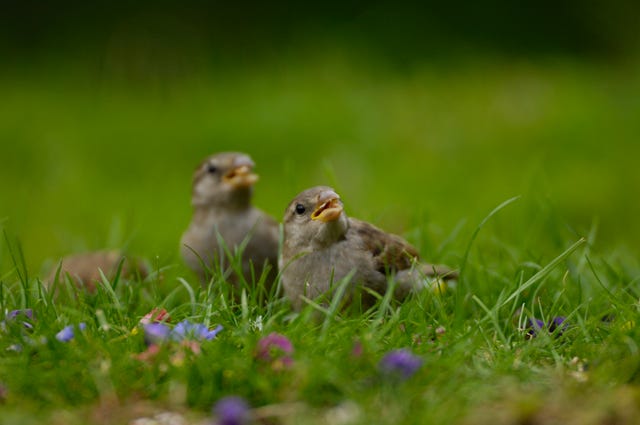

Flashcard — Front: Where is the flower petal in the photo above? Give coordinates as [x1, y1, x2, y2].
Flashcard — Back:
[213, 396, 250, 425]
[379, 349, 423, 379]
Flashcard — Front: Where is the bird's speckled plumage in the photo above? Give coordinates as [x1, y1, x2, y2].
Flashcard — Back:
[180, 152, 279, 292]
[280, 186, 456, 310]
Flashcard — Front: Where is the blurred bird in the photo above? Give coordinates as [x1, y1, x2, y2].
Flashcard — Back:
[280, 186, 456, 310]
[180, 152, 279, 293]
[47, 250, 148, 293]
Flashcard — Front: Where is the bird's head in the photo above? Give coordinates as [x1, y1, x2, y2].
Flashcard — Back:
[191, 152, 259, 208]
[283, 186, 349, 251]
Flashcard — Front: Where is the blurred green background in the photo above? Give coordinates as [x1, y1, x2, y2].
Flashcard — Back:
[1, 1, 639, 276]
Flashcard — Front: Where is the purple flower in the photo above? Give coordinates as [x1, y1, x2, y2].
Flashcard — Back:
[549, 317, 567, 334]
[213, 396, 250, 425]
[144, 323, 171, 346]
[525, 316, 567, 339]
[55, 323, 86, 342]
[4, 309, 34, 330]
[525, 318, 545, 339]
[256, 333, 294, 368]
[6, 309, 34, 321]
[171, 320, 223, 341]
[379, 349, 423, 379]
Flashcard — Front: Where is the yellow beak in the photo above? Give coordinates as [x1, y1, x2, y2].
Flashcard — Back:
[223, 165, 259, 188]
[311, 197, 343, 222]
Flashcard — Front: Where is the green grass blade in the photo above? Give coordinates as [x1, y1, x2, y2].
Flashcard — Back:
[460, 196, 521, 279]
[500, 237, 586, 308]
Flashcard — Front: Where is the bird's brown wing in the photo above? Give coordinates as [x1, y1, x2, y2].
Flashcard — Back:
[349, 218, 419, 274]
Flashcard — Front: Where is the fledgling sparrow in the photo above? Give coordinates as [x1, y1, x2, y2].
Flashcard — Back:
[280, 186, 456, 310]
[46, 250, 148, 293]
[180, 152, 279, 293]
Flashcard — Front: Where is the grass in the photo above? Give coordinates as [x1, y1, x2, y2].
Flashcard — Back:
[1, 204, 638, 424]
[1, 49, 640, 423]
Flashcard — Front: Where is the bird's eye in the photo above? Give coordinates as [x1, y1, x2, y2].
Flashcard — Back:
[295, 204, 306, 215]
[207, 164, 218, 174]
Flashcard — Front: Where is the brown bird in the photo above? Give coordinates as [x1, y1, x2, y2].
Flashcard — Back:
[280, 186, 456, 310]
[180, 152, 279, 293]
[46, 250, 148, 293]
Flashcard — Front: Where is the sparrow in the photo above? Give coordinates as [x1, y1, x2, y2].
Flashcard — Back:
[280, 186, 456, 310]
[47, 250, 148, 293]
[180, 152, 279, 292]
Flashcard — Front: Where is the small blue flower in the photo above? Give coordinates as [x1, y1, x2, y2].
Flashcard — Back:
[171, 320, 223, 341]
[56, 325, 74, 342]
[203, 324, 224, 340]
[144, 323, 171, 346]
[171, 320, 204, 341]
[6, 309, 34, 321]
[213, 396, 250, 425]
[379, 348, 423, 379]
[141, 320, 223, 347]
[4, 309, 35, 330]
[56, 323, 86, 342]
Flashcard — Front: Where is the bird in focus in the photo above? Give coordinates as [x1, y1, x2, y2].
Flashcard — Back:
[180, 152, 279, 293]
[280, 186, 456, 310]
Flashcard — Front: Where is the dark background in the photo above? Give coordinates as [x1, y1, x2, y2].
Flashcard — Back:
[3, 1, 639, 65]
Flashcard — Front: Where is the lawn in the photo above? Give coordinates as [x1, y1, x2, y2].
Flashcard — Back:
[1, 49, 640, 424]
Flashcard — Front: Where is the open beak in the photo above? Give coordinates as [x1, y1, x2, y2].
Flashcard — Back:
[223, 165, 259, 188]
[311, 190, 343, 222]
